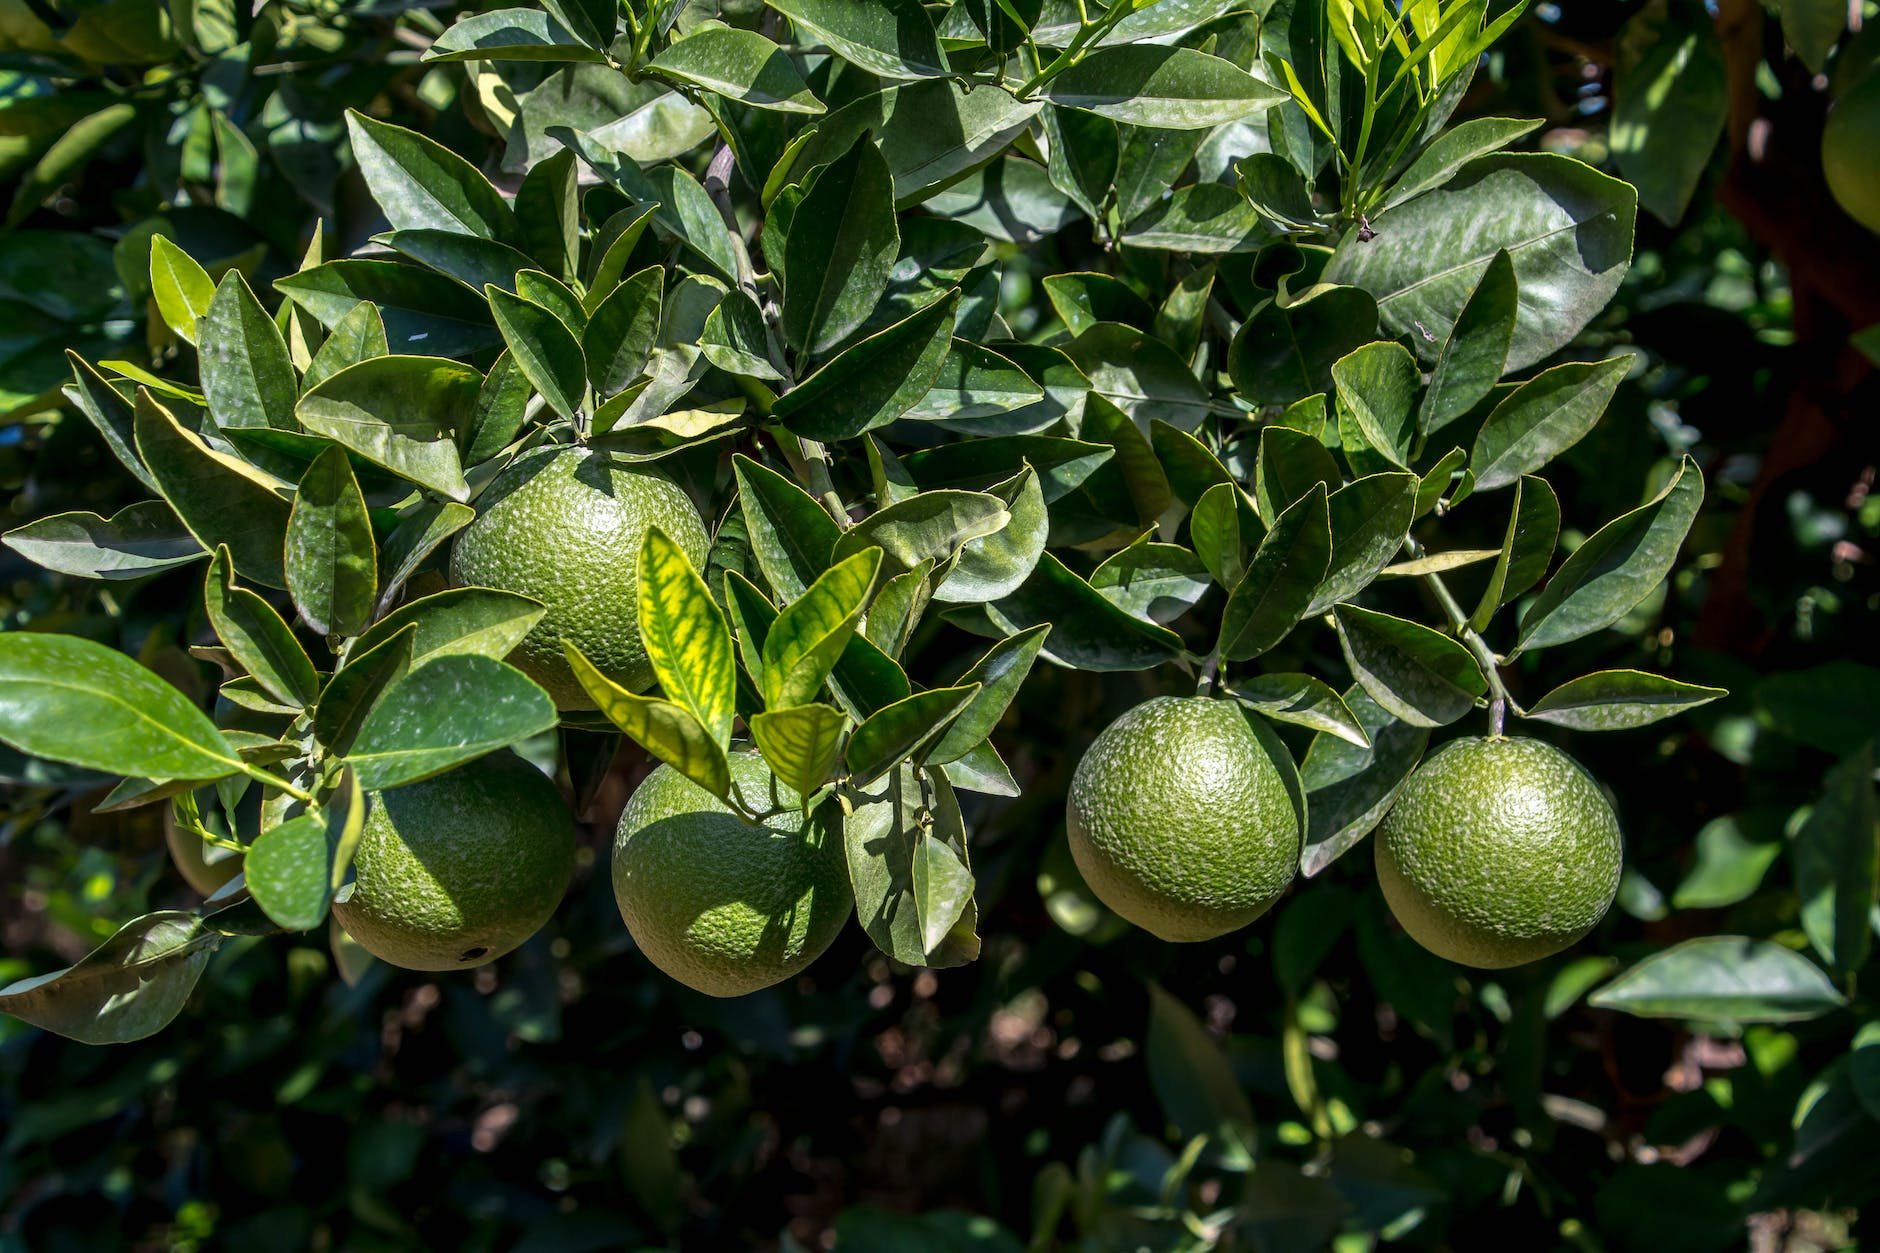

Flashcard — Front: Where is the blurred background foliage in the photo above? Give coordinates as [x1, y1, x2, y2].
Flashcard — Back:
[2, 0, 1878, 1249]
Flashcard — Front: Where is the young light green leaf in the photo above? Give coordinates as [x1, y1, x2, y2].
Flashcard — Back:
[345, 655, 558, 791]
[648, 22, 824, 113]
[1513, 457, 1704, 655]
[487, 284, 586, 422]
[0, 633, 241, 780]
[344, 110, 519, 241]
[772, 291, 958, 441]
[134, 391, 293, 588]
[205, 547, 319, 708]
[1039, 46, 1286, 128]
[764, 548, 883, 709]
[2, 501, 203, 580]
[286, 446, 377, 638]
[564, 641, 730, 800]
[639, 527, 736, 747]
[199, 271, 297, 431]
[1526, 670, 1727, 731]
[295, 356, 479, 501]
[1472, 356, 1630, 490]
[750, 703, 848, 800]
[149, 235, 215, 347]
[768, 0, 948, 79]
[1219, 484, 1332, 661]
[1587, 936, 1844, 1023]
[734, 454, 841, 603]
[0, 911, 220, 1044]
[1333, 604, 1486, 728]
[781, 135, 901, 355]
[847, 684, 979, 788]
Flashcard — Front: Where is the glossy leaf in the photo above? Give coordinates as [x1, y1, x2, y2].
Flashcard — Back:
[1610, 1, 1727, 224]
[1332, 340, 1418, 470]
[1039, 46, 1286, 128]
[1297, 685, 1429, 876]
[832, 490, 1009, 580]
[204, 547, 319, 709]
[847, 684, 978, 786]
[764, 548, 883, 710]
[772, 292, 958, 441]
[2, 501, 202, 580]
[134, 392, 292, 588]
[375, 501, 475, 616]
[928, 625, 1048, 765]
[1334, 604, 1486, 728]
[750, 703, 848, 799]
[1469, 474, 1560, 633]
[488, 285, 586, 422]
[1420, 248, 1516, 436]
[565, 642, 729, 800]
[304, 301, 390, 391]
[312, 626, 415, 757]
[1306, 472, 1418, 616]
[843, 765, 980, 967]
[350, 587, 546, 668]
[1255, 425, 1342, 529]
[1231, 673, 1369, 749]
[345, 655, 557, 791]
[275, 259, 499, 358]
[1089, 539, 1211, 626]
[425, 7, 605, 60]
[639, 527, 736, 747]
[0, 632, 240, 780]
[768, 0, 948, 79]
[1526, 670, 1727, 731]
[933, 466, 1048, 605]
[648, 23, 823, 113]
[979, 552, 1185, 672]
[1122, 182, 1264, 253]
[149, 235, 214, 347]
[64, 352, 159, 492]
[781, 136, 900, 355]
[1588, 937, 1844, 1023]
[295, 356, 480, 501]
[1513, 457, 1703, 655]
[343, 111, 518, 241]
[0, 912, 220, 1044]
[584, 264, 663, 397]
[1380, 117, 1543, 213]
[1066, 321, 1210, 432]
[285, 446, 377, 638]
[246, 792, 361, 932]
[733, 454, 840, 603]
[1219, 484, 1332, 661]
[902, 342, 1045, 425]
[1228, 285, 1379, 408]
[700, 290, 782, 380]
[1472, 356, 1630, 491]
[199, 272, 297, 431]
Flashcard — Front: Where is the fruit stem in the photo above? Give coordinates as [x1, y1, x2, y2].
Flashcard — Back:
[241, 764, 316, 806]
[1195, 650, 1221, 696]
[1402, 536, 1523, 726]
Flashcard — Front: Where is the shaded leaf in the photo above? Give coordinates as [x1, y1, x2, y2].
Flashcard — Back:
[345, 655, 557, 790]
[1297, 685, 1429, 876]
[1333, 604, 1486, 728]
[1526, 669, 1727, 731]
[0, 912, 219, 1044]
[2, 501, 203, 580]
[1588, 936, 1844, 1023]
[285, 446, 377, 638]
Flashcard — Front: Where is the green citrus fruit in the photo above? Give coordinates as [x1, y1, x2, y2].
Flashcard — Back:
[331, 752, 575, 971]
[613, 752, 852, 997]
[1824, 67, 1880, 234]
[1066, 695, 1301, 943]
[1375, 735, 1622, 969]
[449, 444, 710, 710]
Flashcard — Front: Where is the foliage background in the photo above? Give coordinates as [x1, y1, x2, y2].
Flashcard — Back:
[2, 0, 1877, 1249]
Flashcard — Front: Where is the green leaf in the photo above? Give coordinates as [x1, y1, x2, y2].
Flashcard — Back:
[584, 264, 663, 397]
[1254, 425, 1342, 529]
[64, 351, 159, 492]
[1066, 321, 1211, 433]
[1419, 248, 1516, 437]
[374, 229, 536, 294]
[772, 292, 958, 441]
[351, 587, 546, 668]
[700, 290, 782, 380]
[1231, 673, 1369, 748]
[1471, 356, 1630, 491]
[1588, 936, 1844, 1023]
[1332, 340, 1419, 471]
[204, 547, 319, 709]
[585, 204, 658, 308]
[847, 684, 979, 786]
[1325, 154, 1636, 372]
[2, 501, 203, 580]
[932, 466, 1048, 605]
[1526, 670, 1727, 731]
[1380, 118, 1544, 213]
[796, 79, 1043, 207]
[134, 391, 292, 588]
[768, 0, 949, 79]
[1219, 484, 1332, 661]
[375, 501, 475, 615]
[1468, 474, 1560, 633]
[1756, 662, 1880, 755]
[936, 739, 1019, 797]
[1513, 456, 1704, 655]
[0, 632, 241, 780]
[1227, 285, 1379, 408]
[487, 284, 586, 422]
[1673, 813, 1785, 910]
[304, 301, 390, 391]
[1121, 182, 1265, 253]
[148, 235, 215, 347]
[0, 911, 220, 1044]
[1043, 272, 1155, 336]
[1781, 0, 1845, 74]
[246, 785, 363, 932]
[928, 625, 1049, 765]
[1610, 1, 1727, 224]
[198, 272, 297, 432]
[764, 548, 883, 709]
[781, 135, 901, 355]
[295, 356, 479, 501]
[842, 764, 980, 967]
[1191, 481, 1255, 588]
[1146, 983, 1255, 1140]
[313, 625, 415, 757]
[515, 270, 587, 336]
[424, 7, 607, 61]
[345, 655, 557, 791]
[910, 829, 977, 958]
[903, 433, 1112, 502]
[1333, 604, 1486, 728]
[976, 552, 1185, 672]
[275, 259, 500, 358]
[1090, 539, 1211, 625]
[565, 641, 729, 799]
[1306, 472, 1419, 616]
[1297, 685, 1429, 876]
[832, 489, 1009, 580]
[1792, 744, 1878, 974]
[734, 454, 840, 603]
[750, 703, 848, 799]
[830, 632, 915, 720]
[902, 342, 1046, 425]
[638, 527, 736, 747]
[343, 110, 518, 241]
[1039, 46, 1286, 128]
[515, 148, 580, 282]
[648, 22, 824, 113]
[286, 446, 377, 638]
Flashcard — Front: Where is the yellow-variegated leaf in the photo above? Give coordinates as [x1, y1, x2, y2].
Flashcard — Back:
[563, 641, 729, 800]
[638, 526, 736, 747]
[762, 547, 882, 711]
[750, 703, 848, 800]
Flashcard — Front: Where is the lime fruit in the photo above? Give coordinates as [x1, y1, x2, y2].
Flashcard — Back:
[331, 751, 575, 971]
[1375, 735, 1622, 969]
[614, 752, 852, 997]
[1824, 67, 1880, 234]
[1066, 695, 1301, 943]
[449, 444, 710, 710]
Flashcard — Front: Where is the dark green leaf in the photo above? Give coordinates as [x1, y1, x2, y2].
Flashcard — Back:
[64, 352, 159, 492]
[700, 290, 783, 380]
[1792, 744, 1878, 974]
[902, 342, 1045, 425]
[1090, 538, 1211, 626]
[768, 0, 948, 79]
[135, 391, 292, 588]
[343, 110, 519, 241]
[1231, 673, 1369, 748]
[1468, 474, 1559, 632]
[345, 655, 556, 790]
[648, 23, 824, 113]
[205, 547, 319, 709]
[424, 7, 607, 61]
[1306, 472, 1418, 615]
[303, 301, 390, 391]
[1588, 936, 1844, 1023]
[842, 764, 981, 966]
[1227, 285, 1379, 408]
[1147, 983, 1255, 1140]
[734, 453, 840, 603]
[373, 229, 537, 293]
[1191, 481, 1256, 588]
[1611, 1, 1727, 224]
[782, 135, 900, 355]
[313, 625, 415, 756]
[1219, 484, 1332, 661]
[1065, 321, 1210, 432]
[1419, 248, 1516, 437]
[1332, 340, 1418, 471]
[199, 272, 297, 431]
[833, 490, 1009, 580]
[1043, 272, 1156, 337]
[932, 467, 1048, 605]
[936, 739, 1019, 797]
[295, 356, 480, 501]
[1039, 46, 1286, 128]
[1472, 356, 1630, 491]
[286, 446, 377, 638]
[1333, 604, 1486, 728]
[2, 501, 203, 580]
[351, 586, 546, 668]
[375, 501, 475, 615]
[584, 264, 664, 397]
[1254, 424, 1342, 528]
[515, 148, 581, 280]
[488, 284, 586, 422]
[1380, 118, 1543, 213]
[772, 292, 958, 440]
[0, 912, 220, 1044]
[1122, 182, 1264, 253]
[977, 552, 1185, 672]
[928, 625, 1049, 765]
[1526, 669, 1727, 731]
[1297, 685, 1428, 876]
[847, 684, 978, 786]
[1672, 813, 1785, 910]
[275, 260, 499, 357]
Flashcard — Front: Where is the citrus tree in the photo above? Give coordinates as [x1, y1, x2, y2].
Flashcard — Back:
[0, 0, 1875, 1246]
